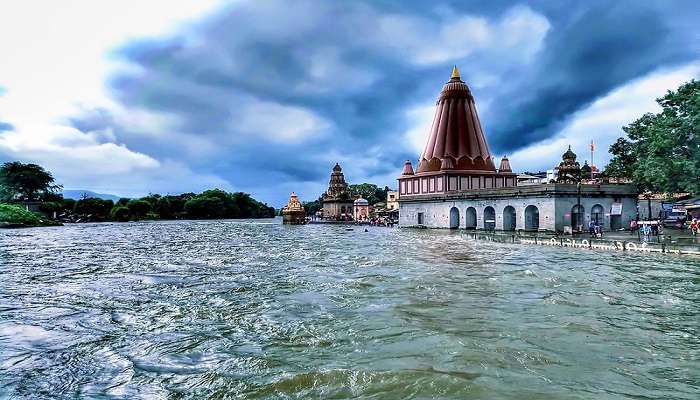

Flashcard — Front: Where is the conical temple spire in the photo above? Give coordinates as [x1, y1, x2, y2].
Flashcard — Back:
[451, 65, 460, 79]
[416, 66, 494, 173]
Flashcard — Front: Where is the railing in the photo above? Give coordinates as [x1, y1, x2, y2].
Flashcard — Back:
[460, 231, 700, 256]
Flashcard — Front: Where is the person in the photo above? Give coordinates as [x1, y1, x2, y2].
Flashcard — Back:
[690, 218, 698, 236]
[641, 223, 650, 240]
[630, 219, 637, 235]
[589, 220, 596, 237]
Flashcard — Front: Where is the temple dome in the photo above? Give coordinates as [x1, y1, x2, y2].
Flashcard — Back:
[417, 66, 495, 174]
[498, 156, 512, 173]
[401, 160, 415, 175]
[562, 146, 577, 161]
[354, 197, 369, 205]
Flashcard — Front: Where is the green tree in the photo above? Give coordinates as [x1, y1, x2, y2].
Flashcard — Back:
[303, 198, 322, 215]
[127, 199, 152, 220]
[74, 198, 114, 219]
[348, 183, 389, 205]
[110, 206, 131, 222]
[155, 197, 173, 219]
[184, 197, 226, 219]
[39, 201, 62, 216]
[0, 162, 62, 201]
[604, 80, 700, 195]
[61, 198, 76, 212]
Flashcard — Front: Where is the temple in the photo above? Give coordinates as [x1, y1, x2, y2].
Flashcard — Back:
[282, 192, 306, 224]
[398, 67, 639, 232]
[399, 66, 517, 196]
[321, 163, 354, 220]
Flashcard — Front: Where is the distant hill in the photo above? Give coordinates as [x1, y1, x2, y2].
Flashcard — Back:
[62, 190, 121, 201]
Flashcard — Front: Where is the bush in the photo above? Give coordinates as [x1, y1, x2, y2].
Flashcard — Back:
[61, 198, 76, 212]
[127, 199, 151, 220]
[0, 203, 56, 226]
[110, 206, 130, 222]
[39, 201, 62, 216]
[155, 197, 172, 219]
[184, 197, 226, 219]
[74, 198, 114, 218]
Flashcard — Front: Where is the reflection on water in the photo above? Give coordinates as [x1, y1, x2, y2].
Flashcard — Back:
[1, 219, 699, 399]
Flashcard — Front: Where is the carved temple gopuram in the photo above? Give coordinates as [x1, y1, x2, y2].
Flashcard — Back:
[321, 163, 354, 220]
[398, 67, 638, 232]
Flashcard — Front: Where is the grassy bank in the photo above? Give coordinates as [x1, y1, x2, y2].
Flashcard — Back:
[0, 204, 61, 228]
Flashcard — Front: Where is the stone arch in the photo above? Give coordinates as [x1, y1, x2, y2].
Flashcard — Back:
[449, 207, 460, 229]
[465, 207, 477, 229]
[484, 206, 496, 230]
[525, 205, 539, 231]
[571, 204, 585, 231]
[591, 204, 604, 226]
[503, 206, 516, 231]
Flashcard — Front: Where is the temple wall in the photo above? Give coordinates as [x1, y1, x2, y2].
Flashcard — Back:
[399, 189, 637, 232]
[399, 197, 555, 231]
[323, 201, 354, 218]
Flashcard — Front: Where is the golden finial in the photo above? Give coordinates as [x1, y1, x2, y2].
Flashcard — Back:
[451, 65, 460, 79]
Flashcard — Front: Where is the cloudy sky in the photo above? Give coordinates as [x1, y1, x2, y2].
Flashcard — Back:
[1, 0, 698, 206]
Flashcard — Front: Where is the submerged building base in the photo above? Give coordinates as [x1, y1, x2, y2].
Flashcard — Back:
[399, 183, 638, 233]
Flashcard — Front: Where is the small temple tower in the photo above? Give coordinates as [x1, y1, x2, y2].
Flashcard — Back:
[282, 192, 306, 224]
[556, 146, 581, 183]
[353, 197, 369, 221]
[321, 163, 354, 220]
[398, 66, 517, 197]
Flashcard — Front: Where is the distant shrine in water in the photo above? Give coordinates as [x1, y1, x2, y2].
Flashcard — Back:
[398, 66, 638, 232]
[321, 163, 355, 220]
[282, 192, 306, 224]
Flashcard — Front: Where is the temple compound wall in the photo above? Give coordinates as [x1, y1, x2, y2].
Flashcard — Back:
[399, 184, 637, 232]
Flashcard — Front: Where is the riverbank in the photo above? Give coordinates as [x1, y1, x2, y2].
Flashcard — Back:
[0, 204, 62, 228]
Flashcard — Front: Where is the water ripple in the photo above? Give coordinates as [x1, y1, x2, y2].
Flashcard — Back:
[1, 220, 699, 399]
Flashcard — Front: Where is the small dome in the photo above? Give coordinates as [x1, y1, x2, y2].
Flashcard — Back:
[581, 161, 592, 173]
[354, 197, 369, 205]
[562, 145, 577, 161]
[332, 163, 342, 172]
[498, 156, 512, 173]
[401, 160, 415, 175]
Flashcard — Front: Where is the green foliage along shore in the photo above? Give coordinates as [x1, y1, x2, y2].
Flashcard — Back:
[62, 189, 276, 222]
[0, 160, 275, 224]
[604, 79, 699, 196]
[0, 204, 60, 227]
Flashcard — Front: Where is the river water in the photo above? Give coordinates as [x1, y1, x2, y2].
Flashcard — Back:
[1, 219, 698, 399]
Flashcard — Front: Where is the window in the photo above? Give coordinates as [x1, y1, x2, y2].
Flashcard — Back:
[417, 212, 425, 225]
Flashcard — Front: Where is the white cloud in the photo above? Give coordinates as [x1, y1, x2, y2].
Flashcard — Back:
[378, 5, 550, 65]
[232, 97, 330, 142]
[0, 0, 229, 197]
[509, 61, 700, 172]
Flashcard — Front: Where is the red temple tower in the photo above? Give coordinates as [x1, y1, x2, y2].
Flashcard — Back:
[398, 66, 516, 197]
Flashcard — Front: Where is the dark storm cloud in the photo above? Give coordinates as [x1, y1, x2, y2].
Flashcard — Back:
[68, 0, 700, 203]
[486, 1, 699, 151]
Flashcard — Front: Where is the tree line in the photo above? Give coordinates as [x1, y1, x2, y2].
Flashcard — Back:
[0, 162, 275, 221]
